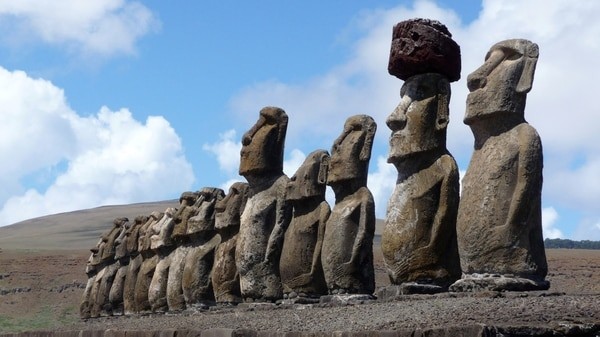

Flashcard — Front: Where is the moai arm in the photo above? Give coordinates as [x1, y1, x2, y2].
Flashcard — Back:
[504, 127, 542, 233]
[350, 191, 374, 266]
[426, 157, 459, 251]
[265, 194, 292, 264]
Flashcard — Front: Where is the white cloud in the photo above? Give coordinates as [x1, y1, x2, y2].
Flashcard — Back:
[0, 0, 159, 58]
[283, 149, 306, 177]
[0, 66, 194, 227]
[541, 207, 563, 239]
[367, 156, 396, 218]
[225, 0, 600, 239]
[202, 129, 242, 175]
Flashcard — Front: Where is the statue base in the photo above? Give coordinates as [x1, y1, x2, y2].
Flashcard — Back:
[319, 294, 376, 305]
[449, 274, 550, 292]
[375, 282, 448, 300]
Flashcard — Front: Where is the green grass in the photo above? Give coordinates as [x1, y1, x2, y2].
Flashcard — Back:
[0, 305, 78, 334]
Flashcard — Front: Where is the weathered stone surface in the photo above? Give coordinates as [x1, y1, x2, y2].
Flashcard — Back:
[148, 208, 177, 312]
[382, 73, 461, 290]
[109, 219, 133, 315]
[280, 150, 330, 297]
[122, 215, 149, 315]
[212, 182, 249, 304]
[166, 192, 200, 311]
[322, 115, 376, 295]
[80, 239, 103, 319]
[388, 19, 461, 82]
[456, 39, 548, 290]
[237, 107, 291, 302]
[182, 188, 224, 307]
[449, 274, 550, 292]
[133, 212, 163, 313]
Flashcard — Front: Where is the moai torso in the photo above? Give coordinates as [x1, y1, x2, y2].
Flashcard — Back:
[236, 106, 292, 302]
[321, 115, 377, 295]
[212, 182, 249, 304]
[455, 39, 548, 289]
[280, 150, 330, 297]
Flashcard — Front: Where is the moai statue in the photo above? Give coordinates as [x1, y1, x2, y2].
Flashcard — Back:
[182, 187, 224, 308]
[122, 214, 148, 315]
[91, 217, 129, 317]
[322, 115, 377, 295]
[133, 211, 163, 313]
[148, 207, 177, 312]
[80, 239, 103, 318]
[108, 218, 134, 315]
[451, 39, 549, 292]
[212, 182, 249, 305]
[280, 150, 330, 300]
[380, 19, 461, 295]
[165, 191, 200, 312]
[236, 106, 292, 302]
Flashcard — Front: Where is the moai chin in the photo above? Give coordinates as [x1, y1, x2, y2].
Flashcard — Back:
[182, 187, 224, 308]
[212, 182, 249, 304]
[451, 39, 549, 292]
[380, 18, 461, 296]
[280, 150, 330, 299]
[321, 114, 376, 295]
[236, 106, 292, 302]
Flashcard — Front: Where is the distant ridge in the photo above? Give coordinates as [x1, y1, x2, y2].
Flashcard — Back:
[0, 200, 178, 250]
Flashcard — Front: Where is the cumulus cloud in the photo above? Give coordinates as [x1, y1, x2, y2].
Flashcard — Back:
[0, 66, 194, 227]
[225, 0, 600, 238]
[367, 156, 396, 218]
[541, 207, 563, 239]
[202, 129, 242, 175]
[0, 0, 159, 58]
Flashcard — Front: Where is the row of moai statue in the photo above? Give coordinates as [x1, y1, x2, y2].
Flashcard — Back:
[80, 107, 378, 318]
[81, 18, 549, 318]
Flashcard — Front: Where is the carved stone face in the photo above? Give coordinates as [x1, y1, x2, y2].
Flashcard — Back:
[327, 115, 376, 185]
[187, 187, 225, 234]
[214, 182, 249, 230]
[387, 73, 449, 163]
[464, 39, 538, 125]
[239, 107, 288, 177]
[287, 150, 329, 201]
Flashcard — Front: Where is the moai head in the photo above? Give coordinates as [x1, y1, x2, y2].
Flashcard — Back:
[101, 217, 129, 261]
[239, 106, 288, 177]
[126, 215, 148, 255]
[464, 39, 538, 125]
[215, 182, 249, 230]
[89, 238, 104, 268]
[187, 187, 225, 234]
[171, 191, 200, 238]
[386, 73, 451, 164]
[114, 218, 131, 260]
[327, 115, 376, 186]
[150, 207, 177, 249]
[139, 211, 163, 253]
[286, 150, 330, 202]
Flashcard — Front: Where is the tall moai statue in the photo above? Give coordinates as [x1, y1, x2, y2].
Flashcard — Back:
[280, 150, 330, 300]
[212, 182, 249, 304]
[451, 39, 549, 292]
[321, 115, 377, 295]
[91, 217, 129, 317]
[108, 218, 134, 315]
[166, 191, 200, 311]
[122, 214, 148, 315]
[380, 18, 461, 294]
[182, 187, 224, 308]
[80, 239, 103, 318]
[133, 211, 163, 313]
[148, 207, 178, 312]
[236, 106, 292, 302]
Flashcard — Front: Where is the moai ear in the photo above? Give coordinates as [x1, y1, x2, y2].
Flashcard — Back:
[359, 121, 377, 161]
[436, 78, 450, 131]
[318, 153, 330, 185]
[516, 42, 539, 94]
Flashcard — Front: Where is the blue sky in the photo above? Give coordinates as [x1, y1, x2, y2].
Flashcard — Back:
[1, 0, 599, 240]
